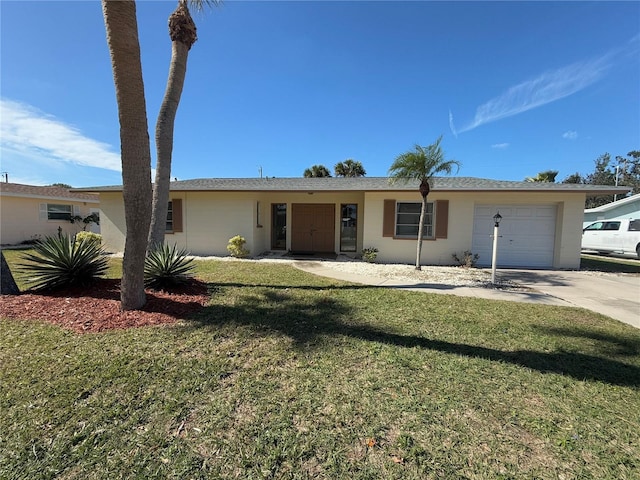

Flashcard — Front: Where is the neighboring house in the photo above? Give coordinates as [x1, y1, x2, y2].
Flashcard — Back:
[0, 182, 100, 245]
[77, 177, 628, 269]
[583, 193, 640, 228]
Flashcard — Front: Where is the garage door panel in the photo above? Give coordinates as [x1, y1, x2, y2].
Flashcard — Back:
[472, 204, 556, 268]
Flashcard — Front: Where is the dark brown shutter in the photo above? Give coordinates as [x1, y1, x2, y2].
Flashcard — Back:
[383, 199, 395, 237]
[172, 198, 183, 232]
[435, 200, 448, 239]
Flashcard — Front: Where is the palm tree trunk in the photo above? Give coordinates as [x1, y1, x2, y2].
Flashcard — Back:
[148, 39, 190, 248]
[102, 0, 152, 310]
[415, 195, 427, 270]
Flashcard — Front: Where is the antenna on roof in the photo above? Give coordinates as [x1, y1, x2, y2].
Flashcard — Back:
[1, 172, 8, 183]
[258, 166, 263, 178]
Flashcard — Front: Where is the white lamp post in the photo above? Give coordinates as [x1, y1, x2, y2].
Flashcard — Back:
[491, 211, 502, 285]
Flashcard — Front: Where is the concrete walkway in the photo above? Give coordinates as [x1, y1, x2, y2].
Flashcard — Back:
[293, 261, 640, 329]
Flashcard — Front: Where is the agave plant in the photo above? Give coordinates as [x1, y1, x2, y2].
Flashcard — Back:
[144, 243, 195, 290]
[19, 234, 108, 291]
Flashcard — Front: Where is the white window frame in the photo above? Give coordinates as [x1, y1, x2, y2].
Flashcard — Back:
[43, 203, 74, 221]
[395, 202, 434, 239]
[166, 201, 174, 232]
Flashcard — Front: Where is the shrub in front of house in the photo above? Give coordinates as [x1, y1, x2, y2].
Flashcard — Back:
[144, 243, 195, 290]
[227, 235, 250, 258]
[452, 250, 480, 268]
[362, 247, 378, 263]
[74, 231, 102, 249]
[19, 234, 108, 291]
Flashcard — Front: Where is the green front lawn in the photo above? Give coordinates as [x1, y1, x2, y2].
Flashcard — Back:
[580, 253, 640, 274]
[1, 258, 639, 479]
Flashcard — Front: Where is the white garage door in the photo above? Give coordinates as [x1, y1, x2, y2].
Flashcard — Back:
[471, 204, 557, 268]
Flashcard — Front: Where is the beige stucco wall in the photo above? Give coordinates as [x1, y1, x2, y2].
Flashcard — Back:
[98, 191, 365, 257]
[0, 195, 99, 245]
[363, 191, 586, 269]
[98, 193, 127, 252]
[98, 189, 585, 268]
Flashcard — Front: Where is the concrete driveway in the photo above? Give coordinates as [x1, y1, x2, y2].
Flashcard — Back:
[498, 269, 640, 329]
[294, 261, 640, 329]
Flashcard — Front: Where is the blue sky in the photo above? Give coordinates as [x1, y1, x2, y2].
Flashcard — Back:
[1, 1, 639, 187]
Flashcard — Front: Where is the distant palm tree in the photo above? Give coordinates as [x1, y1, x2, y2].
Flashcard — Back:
[388, 136, 460, 270]
[525, 170, 558, 182]
[102, 0, 153, 310]
[303, 165, 332, 178]
[149, 0, 218, 249]
[334, 159, 366, 177]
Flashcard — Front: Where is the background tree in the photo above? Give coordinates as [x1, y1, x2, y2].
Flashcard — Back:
[388, 136, 460, 270]
[561, 151, 639, 208]
[102, 0, 153, 310]
[303, 165, 332, 178]
[584, 153, 617, 208]
[524, 170, 558, 182]
[49, 183, 72, 189]
[562, 172, 585, 184]
[148, 0, 217, 249]
[334, 159, 366, 177]
[615, 150, 640, 196]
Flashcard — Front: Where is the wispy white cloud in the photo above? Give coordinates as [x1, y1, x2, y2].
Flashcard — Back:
[491, 143, 509, 149]
[562, 130, 578, 140]
[448, 110, 457, 137]
[450, 37, 638, 134]
[0, 98, 121, 172]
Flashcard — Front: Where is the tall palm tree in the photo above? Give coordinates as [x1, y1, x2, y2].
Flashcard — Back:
[524, 170, 558, 182]
[388, 136, 460, 270]
[334, 159, 366, 177]
[102, 0, 153, 310]
[303, 165, 332, 178]
[148, 0, 217, 248]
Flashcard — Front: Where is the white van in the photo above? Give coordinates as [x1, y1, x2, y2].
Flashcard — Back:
[582, 219, 640, 258]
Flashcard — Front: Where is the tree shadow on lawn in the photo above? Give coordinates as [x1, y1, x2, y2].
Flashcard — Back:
[535, 326, 640, 358]
[186, 284, 640, 388]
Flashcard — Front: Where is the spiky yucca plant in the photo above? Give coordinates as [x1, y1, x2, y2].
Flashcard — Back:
[19, 234, 108, 291]
[144, 243, 195, 290]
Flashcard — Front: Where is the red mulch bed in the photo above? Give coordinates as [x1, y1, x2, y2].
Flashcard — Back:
[0, 278, 210, 333]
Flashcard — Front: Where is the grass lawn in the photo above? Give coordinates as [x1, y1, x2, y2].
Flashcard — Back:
[580, 254, 640, 274]
[1, 255, 639, 479]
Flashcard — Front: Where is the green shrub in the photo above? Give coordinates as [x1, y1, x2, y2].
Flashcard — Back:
[75, 231, 102, 249]
[19, 234, 108, 291]
[452, 250, 480, 268]
[144, 243, 195, 290]
[227, 235, 250, 258]
[362, 247, 378, 263]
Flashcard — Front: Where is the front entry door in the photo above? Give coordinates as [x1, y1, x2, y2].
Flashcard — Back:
[291, 204, 335, 253]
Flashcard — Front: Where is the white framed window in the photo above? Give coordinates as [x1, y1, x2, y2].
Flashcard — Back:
[166, 201, 174, 232]
[42, 203, 73, 221]
[165, 199, 183, 233]
[395, 202, 434, 238]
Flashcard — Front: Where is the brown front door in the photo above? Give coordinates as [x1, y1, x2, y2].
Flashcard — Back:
[291, 204, 335, 253]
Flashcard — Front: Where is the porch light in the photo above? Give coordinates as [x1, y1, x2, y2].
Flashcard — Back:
[493, 211, 502, 227]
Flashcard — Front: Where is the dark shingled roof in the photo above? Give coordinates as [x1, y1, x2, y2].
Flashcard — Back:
[1, 182, 99, 202]
[75, 176, 631, 195]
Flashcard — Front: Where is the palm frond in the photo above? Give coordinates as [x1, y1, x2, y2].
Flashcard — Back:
[388, 136, 460, 185]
